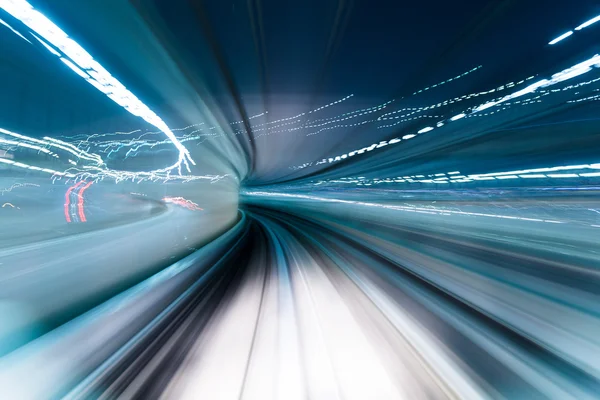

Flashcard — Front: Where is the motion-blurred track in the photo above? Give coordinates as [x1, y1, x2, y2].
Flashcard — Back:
[3, 188, 600, 399]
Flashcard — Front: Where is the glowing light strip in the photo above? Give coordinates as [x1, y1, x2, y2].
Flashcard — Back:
[243, 191, 566, 225]
[0, 0, 194, 173]
[0, 137, 53, 155]
[43, 136, 101, 163]
[0, 127, 225, 183]
[311, 162, 600, 187]
[60, 72, 549, 163]
[472, 164, 600, 178]
[520, 174, 546, 179]
[1, 127, 101, 163]
[30, 32, 60, 55]
[59, 57, 89, 79]
[309, 54, 600, 168]
[0, 151, 74, 176]
[575, 15, 600, 31]
[380, 77, 532, 120]
[548, 31, 573, 45]
[377, 114, 442, 130]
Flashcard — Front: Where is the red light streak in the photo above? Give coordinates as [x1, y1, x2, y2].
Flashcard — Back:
[77, 181, 94, 222]
[162, 196, 203, 211]
[64, 181, 84, 223]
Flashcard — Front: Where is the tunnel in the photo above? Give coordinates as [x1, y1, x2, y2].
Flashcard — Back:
[1, 0, 600, 398]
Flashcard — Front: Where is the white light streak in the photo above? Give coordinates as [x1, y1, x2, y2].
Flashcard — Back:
[0, 0, 195, 173]
[548, 31, 573, 45]
[60, 57, 88, 79]
[547, 174, 579, 178]
[31, 33, 60, 56]
[575, 15, 600, 31]
[473, 102, 497, 112]
[243, 192, 568, 225]
[519, 174, 546, 179]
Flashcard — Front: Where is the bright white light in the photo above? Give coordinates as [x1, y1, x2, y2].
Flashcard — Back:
[31, 33, 60, 56]
[402, 134, 416, 140]
[474, 101, 497, 112]
[0, 127, 101, 164]
[0, 0, 195, 173]
[519, 174, 546, 178]
[551, 66, 592, 83]
[505, 79, 550, 100]
[85, 77, 105, 92]
[547, 173, 578, 178]
[575, 15, 600, 31]
[417, 126, 434, 134]
[473, 164, 591, 178]
[0, 155, 74, 177]
[60, 57, 88, 79]
[296, 54, 600, 169]
[549, 31, 573, 45]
